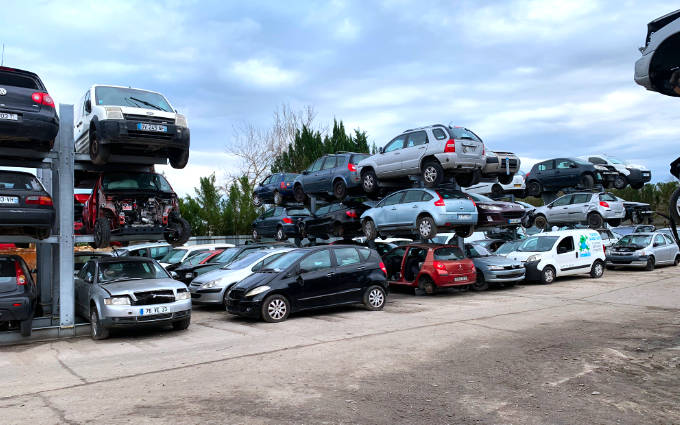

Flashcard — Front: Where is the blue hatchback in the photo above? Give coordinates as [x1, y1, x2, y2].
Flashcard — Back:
[360, 188, 478, 240]
[253, 173, 299, 206]
[293, 152, 370, 202]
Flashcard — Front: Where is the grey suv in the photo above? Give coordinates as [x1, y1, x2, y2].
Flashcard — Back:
[530, 192, 626, 230]
[293, 152, 369, 202]
[357, 125, 485, 194]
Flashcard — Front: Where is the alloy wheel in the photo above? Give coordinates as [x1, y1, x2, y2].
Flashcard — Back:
[368, 288, 384, 308]
[419, 220, 431, 238]
[593, 262, 603, 277]
[544, 268, 554, 283]
[268, 299, 287, 320]
[363, 174, 374, 191]
[424, 166, 438, 183]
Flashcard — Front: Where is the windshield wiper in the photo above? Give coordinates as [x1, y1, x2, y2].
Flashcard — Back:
[128, 96, 164, 111]
[259, 268, 279, 273]
[101, 277, 145, 284]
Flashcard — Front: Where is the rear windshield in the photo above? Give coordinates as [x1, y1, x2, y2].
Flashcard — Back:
[0, 71, 41, 89]
[433, 247, 464, 260]
[0, 172, 43, 191]
[102, 173, 173, 192]
[284, 173, 298, 181]
[287, 208, 310, 216]
[448, 127, 481, 142]
[518, 236, 559, 252]
[599, 193, 617, 202]
[0, 259, 17, 284]
[436, 190, 468, 200]
[94, 86, 173, 112]
[350, 154, 370, 164]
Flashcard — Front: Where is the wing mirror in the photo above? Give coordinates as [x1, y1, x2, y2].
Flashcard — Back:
[379, 147, 385, 154]
[547, 204, 553, 208]
[85, 99, 92, 113]
[302, 170, 309, 175]
[170, 271, 179, 279]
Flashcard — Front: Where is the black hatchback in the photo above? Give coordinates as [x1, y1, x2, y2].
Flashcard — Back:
[0, 67, 59, 151]
[0, 171, 55, 239]
[0, 255, 37, 336]
[299, 201, 371, 239]
[226, 245, 388, 322]
[525, 157, 613, 196]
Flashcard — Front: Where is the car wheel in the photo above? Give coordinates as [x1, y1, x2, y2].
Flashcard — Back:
[90, 307, 110, 340]
[670, 187, 680, 224]
[89, 126, 110, 165]
[580, 174, 595, 189]
[252, 229, 260, 241]
[540, 266, 556, 284]
[253, 194, 262, 207]
[471, 273, 489, 291]
[455, 172, 474, 188]
[453, 226, 472, 239]
[93, 217, 112, 249]
[364, 285, 386, 310]
[275, 226, 286, 241]
[172, 316, 191, 331]
[491, 184, 504, 197]
[526, 180, 542, 197]
[533, 215, 548, 230]
[35, 228, 50, 240]
[274, 191, 283, 205]
[613, 174, 628, 189]
[422, 161, 444, 187]
[261, 294, 290, 323]
[607, 218, 621, 227]
[418, 276, 436, 295]
[333, 180, 347, 200]
[416, 215, 437, 240]
[590, 260, 605, 278]
[363, 219, 377, 240]
[294, 185, 307, 203]
[165, 217, 191, 246]
[498, 173, 514, 185]
[20, 317, 32, 337]
[674, 255, 680, 266]
[361, 169, 379, 195]
[645, 256, 655, 271]
[587, 213, 604, 229]
[169, 148, 189, 169]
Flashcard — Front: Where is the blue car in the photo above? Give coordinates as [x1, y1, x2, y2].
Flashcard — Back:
[360, 188, 478, 240]
[253, 173, 299, 206]
[293, 152, 370, 202]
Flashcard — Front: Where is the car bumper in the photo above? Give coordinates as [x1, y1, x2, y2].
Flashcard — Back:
[226, 298, 261, 318]
[482, 156, 520, 175]
[634, 52, 653, 90]
[627, 168, 652, 185]
[477, 212, 524, 227]
[100, 300, 192, 327]
[0, 207, 54, 228]
[0, 297, 33, 321]
[600, 210, 627, 220]
[0, 112, 59, 147]
[431, 271, 476, 287]
[189, 285, 227, 304]
[434, 211, 478, 227]
[606, 254, 648, 267]
[95, 119, 190, 152]
[484, 268, 526, 282]
[435, 154, 485, 171]
[523, 260, 542, 281]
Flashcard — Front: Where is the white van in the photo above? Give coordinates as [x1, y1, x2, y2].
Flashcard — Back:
[506, 229, 606, 283]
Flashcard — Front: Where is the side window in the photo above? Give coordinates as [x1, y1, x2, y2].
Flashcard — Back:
[380, 192, 405, 207]
[82, 262, 95, 282]
[299, 250, 332, 273]
[403, 190, 424, 203]
[405, 131, 428, 147]
[421, 192, 433, 201]
[552, 195, 572, 207]
[589, 157, 606, 165]
[274, 207, 284, 216]
[263, 208, 276, 218]
[571, 193, 592, 204]
[654, 235, 666, 246]
[556, 236, 574, 252]
[537, 161, 554, 171]
[321, 156, 337, 170]
[663, 234, 675, 245]
[82, 90, 91, 118]
[334, 247, 361, 266]
[384, 136, 405, 153]
[309, 158, 324, 172]
[432, 128, 447, 140]
[356, 247, 371, 261]
[556, 160, 573, 169]
[151, 246, 169, 260]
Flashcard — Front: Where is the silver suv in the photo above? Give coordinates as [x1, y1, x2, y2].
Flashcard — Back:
[530, 192, 626, 230]
[357, 125, 485, 194]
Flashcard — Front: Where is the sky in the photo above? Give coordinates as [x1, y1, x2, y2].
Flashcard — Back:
[1, 0, 678, 196]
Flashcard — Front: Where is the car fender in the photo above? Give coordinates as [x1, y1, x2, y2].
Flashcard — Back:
[415, 272, 434, 286]
[330, 175, 349, 192]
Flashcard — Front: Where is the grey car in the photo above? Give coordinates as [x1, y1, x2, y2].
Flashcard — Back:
[293, 152, 370, 202]
[360, 188, 478, 240]
[635, 9, 680, 97]
[464, 243, 525, 290]
[74, 256, 192, 339]
[606, 232, 680, 271]
[531, 192, 625, 230]
[358, 124, 486, 193]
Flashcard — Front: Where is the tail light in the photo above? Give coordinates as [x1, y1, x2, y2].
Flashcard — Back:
[119, 213, 126, 225]
[599, 201, 610, 208]
[444, 139, 456, 153]
[25, 195, 53, 206]
[433, 261, 447, 272]
[31, 92, 55, 108]
[467, 197, 476, 207]
[379, 262, 387, 276]
[346, 210, 358, 218]
[348, 163, 357, 172]
[434, 192, 445, 207]
[280, 182, 286, 189]
[282, 217, 293, 224]
[15, 262, 26, 286]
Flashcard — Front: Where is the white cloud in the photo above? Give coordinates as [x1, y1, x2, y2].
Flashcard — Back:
[157, 151, 241, 197]
[334, 18, 360, 41]
[226, 59, 301, 88]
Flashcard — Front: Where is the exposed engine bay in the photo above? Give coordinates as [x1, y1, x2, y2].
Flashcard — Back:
[105, 195, 174, 229]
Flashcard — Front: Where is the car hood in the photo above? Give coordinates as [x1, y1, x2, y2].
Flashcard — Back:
[626, 163, 649, 171]
[100, 278, 184, 296]
[472, 255, 522, 267]
[478, 201, 523, 211]
[505, 251, 542, 262]
[192, 267, 248, 285]
[116, 106, 176, 119]
[231, 272, 278, 292]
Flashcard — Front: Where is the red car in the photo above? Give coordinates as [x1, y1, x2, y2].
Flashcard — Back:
[383, 244, 476, 294]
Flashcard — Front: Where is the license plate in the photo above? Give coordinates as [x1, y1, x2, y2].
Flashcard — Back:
[458, 214, 471, 219]
[139, 305, 169, 316]
[0, 112, 18, 121]
[122, 203, 133, 211]
[454, 276, 468, 281]
[514, 184, 522, 188]
[508, 218, 521, 224]
[0, 196, 19, 204]
[137, 123, 167, 132]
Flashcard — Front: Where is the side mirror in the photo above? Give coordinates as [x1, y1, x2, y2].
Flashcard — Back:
[85, 99, 92, 113]
[73, 270, 79, 277]
[547, 204, 553, 209]
[170, 271, 179, 279]
[379, 147, 385, 154]
[302, 170, 309, 175]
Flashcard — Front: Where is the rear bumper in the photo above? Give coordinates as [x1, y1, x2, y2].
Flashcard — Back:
[435, 153, 485, 171]
[0, 112, 59, 148]
[0, 297, 33, 321]
[94, 119, 190, 152]
[433, 211, 478, 227]
[430, 271, 476, 287]
[0, 207, 54, 228]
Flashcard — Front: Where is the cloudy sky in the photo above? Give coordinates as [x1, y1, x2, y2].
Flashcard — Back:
[1, 0, 677, 195]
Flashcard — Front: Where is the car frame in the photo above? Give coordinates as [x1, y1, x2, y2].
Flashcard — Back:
[462, 242, 525, 290]
[252, 206, 311, 242]
[524, 157, 614, 196]
[299, 201, 370, 240]
[581, 154, 651, 190]
[530, 192, 626, 230]
[606, 231, 680, 271]
[0, 255, 38, 337]
[635, 9, 680, 97]
[293, 152, 369, 202]
[465, 192, 526, 229]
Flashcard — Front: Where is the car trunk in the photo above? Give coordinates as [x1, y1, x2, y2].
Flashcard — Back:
[0, 70, 43, 113]
[0, 259, 20, 295]
[447, 127, 484, 161]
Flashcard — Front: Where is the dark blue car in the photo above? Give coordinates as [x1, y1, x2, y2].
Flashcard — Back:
[252, 173, 299, 206]
[293, 152, 370, 202]
[252, 206, 311, 241]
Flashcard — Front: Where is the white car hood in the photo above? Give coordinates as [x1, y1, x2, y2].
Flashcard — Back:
[116, 105, 176, 119]
[625, 163, 648, 171]
[505, 251, 541, 262]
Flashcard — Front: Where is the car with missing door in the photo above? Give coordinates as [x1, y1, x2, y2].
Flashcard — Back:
[524, 158, 615, 196]
[0, 255, 38, 337]
[226, 245, 388, 322]
[529, 192, 626, 230]
[606, 232, 680, 271]
[293, 153, 369, 202]
[74, 85, 190, 167]
[0, 66, 59, 151]
[357, 125, 486, 193]
[74, 256, 192, 340]
[0, 170, 54, 240]
[253, 173, 299, 206]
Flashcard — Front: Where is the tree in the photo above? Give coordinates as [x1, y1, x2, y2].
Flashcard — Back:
[179, 196, 207, 236]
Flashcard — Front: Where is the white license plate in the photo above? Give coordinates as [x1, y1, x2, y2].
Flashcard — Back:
[122, 203, 133, 211]
[514, 184, 522, 188]
[139, 305, 169, 316]
[454, 276, 468, 281]
[508, 218, 521, 224]
[458, 214, 471, 219]
[137, 123, 167, 132]
[0, 112, 18, 121]
[0, 196, 19, 204]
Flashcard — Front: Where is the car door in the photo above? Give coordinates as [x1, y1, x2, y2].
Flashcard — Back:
[535, 160, 554, 187]
[256, 175, 273, 198]
[295, 249, 336, 309]
[547, 194, 572, 223]
[555, 159, 580, 186]
[554, 236, 580, 274]
[400, 131, 428, 173]
[330, 247, 365, 302]
[653, 234, 670, 263]
[74, 89, 92, 152]
[374, 191, 406, 229]
[376, 135, 406, 177]
[566, 193, 591, 223]
[397, 190, 425, 225]
[663, 234, 679, 261]
[302, 158, 325, 192]
[315, 156, 337, 194]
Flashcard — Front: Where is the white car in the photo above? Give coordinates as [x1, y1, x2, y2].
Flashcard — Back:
[113, 242, 172, 261]
[74, 84, 190, 168]
[634, 9, 680, 97]
[466, 173, 526, 197]
[506, 229, 606, 284]
[158, 243, 235, 268]
[579, 155, 651, 190]
[189, 248, 292, 307]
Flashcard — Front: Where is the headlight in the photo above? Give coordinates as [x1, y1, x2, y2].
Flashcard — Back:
[245, 286, 271, 297]
[487, 265, 505, 271]
[480, 205, 503, 211]
[201, 278, 228, 289]
[526, 254, 541, 263]
[104, 296, 130, 305]
[105, 106, 123, 120]
[175, 114, 188, 128]
[185, 272, 193, 279]
[176, 291, 190, 300]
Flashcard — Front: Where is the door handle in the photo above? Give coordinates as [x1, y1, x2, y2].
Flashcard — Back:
[575, 252, 578, 258]
[76, 121, 82, 127]
[327, 272, 335, 277]
[412, 205, 418, 208]
[357, 266, 366, 270]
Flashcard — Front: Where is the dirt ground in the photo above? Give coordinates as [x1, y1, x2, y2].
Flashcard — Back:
[1, 266, 679, 424]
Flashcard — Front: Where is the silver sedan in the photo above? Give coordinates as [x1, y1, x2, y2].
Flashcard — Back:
[606, 232, 680, 271]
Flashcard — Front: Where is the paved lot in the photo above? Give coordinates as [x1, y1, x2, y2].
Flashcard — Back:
[1, 266, 679, 424]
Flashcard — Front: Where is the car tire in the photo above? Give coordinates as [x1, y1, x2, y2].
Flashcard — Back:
[252, 229, 260, 241]
[416, 215, 437, 240]
[20, 317, 32, 337]
[645, 256, 655, 271]
[471, 273, 489, 291]
[93, 217, 111, 249]
[533, 215, 548, 230]
[613, 174, 628, 189]
[90, 307, 110, 340]
[363, 219, 377, 241]
[361, 169, 379, 195]
[261, 294, 290, 323]
[165, 217, 191, 246]
[274, 191, 283, 205]
[455, 172, 474, 188]
[491, 184, 504, 197]
[607, 219, 621, 227]
[674, 255, 680, 266]
[580, 174, 595, 189]
[35, 228, 50, 240]
[363, 285, 386, 310]
[422, 161, 444, 188]
[294, 185, 307, 203]
[526, 180, 542, 197]
[297, 222, 307, 238]
[333, 222, 344, 237]
[333, 180, 347, 200]
[498, 173, 514, 185]
[89, 126, 110, 165]
[454, 225, 473, 238]
[418, 276, 436, 295]
[670, 187, 680, 224]
[590, 260, 605, 278]
[587, 213, 604, 229]
[275, 226, 286, 241]
[253, 194, 262, 207]
[169, 148, 189, 169]
[540, 265, 556, 284]
[172, 316, 191, 331]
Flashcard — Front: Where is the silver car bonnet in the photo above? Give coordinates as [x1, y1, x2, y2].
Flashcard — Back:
[100, 278, 185, 296]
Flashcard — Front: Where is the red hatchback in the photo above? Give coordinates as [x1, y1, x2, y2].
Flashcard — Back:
[383, 244, 476, 294]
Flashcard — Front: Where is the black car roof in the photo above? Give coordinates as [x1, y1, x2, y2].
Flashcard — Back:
[0, 66, 43, 80]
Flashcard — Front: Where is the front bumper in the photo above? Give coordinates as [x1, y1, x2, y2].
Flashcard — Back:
[226, 298, 262, 318]
[523, 261, 542, 281]
[476, 211, 524, 228]
[484, 268, 526, 282]
[189, 284, 227, 305]
[99, 299, 192, 327]
[0, 111, 59, 148]
[606, 254, 648, 267]
[95, 119, 190, 152]
[626, 168, 652, 185]
[0, 207, 54, 228]
[0, 297, 33, 321]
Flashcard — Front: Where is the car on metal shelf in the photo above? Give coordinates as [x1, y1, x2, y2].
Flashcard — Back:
[158, 243, 234, 269]
[0, 255, 38, 337]
[298, 201, 371, 240]
[615, 197, 654, 224]
[252, 173, 299, 206]
[579, 154, 651, 190]
[74, 84, 190, 168]
[252, 206, 311, 242]
[606, 232, 680, 271]
[465, 192, 526, 229]
[480, 151, 521, 185]
[112, 242, 172, 260]
[466, 172, 526, 198]
[634, 9, 680, 97]
[524, 157, 615, 196]
[293, 152, 369, 202]
[529, 192, 626, 230]
[0, 170, 54, 240]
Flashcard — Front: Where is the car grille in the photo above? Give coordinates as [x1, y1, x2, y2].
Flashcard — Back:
[504, 211, 524, 219]
[138, 313, 173, 321]
[503, 264, 522, 270]
[111, 310, 188, 323]
[124, 114, 175, 125]
[503, 271, 525, 278]
[132, 290, 175, 305]
[125, 130, 175, 140]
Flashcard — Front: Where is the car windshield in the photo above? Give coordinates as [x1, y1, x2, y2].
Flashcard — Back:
[518, 236, 559, 252]
[102, 173, 174, 192]
[212, 247, 241, 264]
[224, 250, 272, 270]
[159, 248, 187, 264]
[94, 86, 173, 112]
[466, 244, 492, 257]
[495, 241, 520, 255]
[181, 251, 215, 266]
[98, 260, 169, 283]
[448, 127, 481, 142]
[607, 156, 624, 165]
[0, 172, 43, 191]
[433, 247, 464, 260]
[260, 250, 307, 272]
[616, 235, 652, 248]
